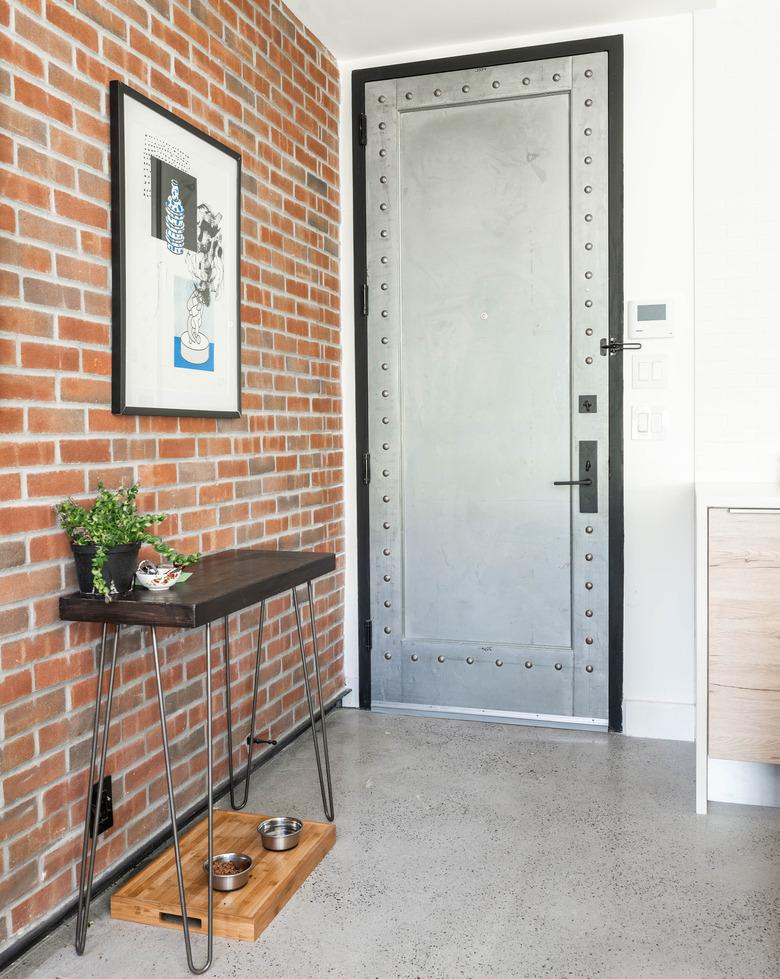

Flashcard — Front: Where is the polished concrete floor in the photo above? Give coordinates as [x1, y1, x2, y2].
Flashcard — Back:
[6, 709, 779, 979]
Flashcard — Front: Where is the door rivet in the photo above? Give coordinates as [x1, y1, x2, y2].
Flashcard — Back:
[384, 651, 392, 660]
[480, 311, 488, 320]
[522, 77, 530, 85]
[383, 573, 391, 581]
[585, 552, 593, 560]
[379, 203, 388, 211]
[379, 122, 386, 130]
[381, 282, 389, 290]
[584, 98, 593, 107]
[462, 84, 470, 93]
[585, 581, 593, 590]
[585, 636, 594, 645]
[384, 626, 391, 634]
[554, 662, 563, 670]
[585, 271, 593, 279]
[585, 300, 593, 308]
[585, 69, 594, 78]
[384, 600, 391, 607]
[381, 333, 389, 341]
[585, 242, 593, 250]
[584, 156, 592, 165]
[381, 311, 389, 318]
[552, 73, 561, 82]
[381, 255, 388, 263]
[585, 328, 593, 336]
[405, 91, 413, 100]
[492, 80, 500, 89]
[381, 417, 389, 424]
[585, 357, 593, 365]
[585, 664, 594, 673]
[411, 653, 419, 661]
[382, 442, 389, 450]
[382, 495, 390, 503]
[378, 95, 387, 103]
[383, 548, 390, 556]
[585, 525, 593, 533]
[524, 660, 533, 669]
[380, 230, 388, 237]
[584, 185, 593, 194]
[466, 656, 475, 665]
[495, 659, 504, 667]
[584, 127, 592, 136]
[383, 522, 390, 530]
[381, 363, 389, 370]
[434, 88, 442, 97]
[382, 390, 389, 397]
[585, 609, 593, 617]
[379, 149, 387, 157]
[585, 213, 593, 221]
[437, 655, 445, 663]
[382, 469, 389, 477]
[380, 175, 388, 184]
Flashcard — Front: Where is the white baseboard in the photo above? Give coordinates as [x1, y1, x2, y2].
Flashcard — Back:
[623, 699, 695, 741]
[341, 678, 359, 708]
[708, 758, 780, 808]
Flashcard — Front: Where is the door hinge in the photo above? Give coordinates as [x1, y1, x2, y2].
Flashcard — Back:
[363, 618, 373, 651]
[358, 112, 367, 146]
[362, 451, 371, 485]
[600, 337, 642, 356]
[362, 282, 369, 317]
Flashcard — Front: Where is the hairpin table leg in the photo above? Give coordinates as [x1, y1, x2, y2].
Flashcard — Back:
[75, 623, 121, 955]
[224, 602, 267, 810]
[292, 581, 335, 822]
[151, 624, 213, 975]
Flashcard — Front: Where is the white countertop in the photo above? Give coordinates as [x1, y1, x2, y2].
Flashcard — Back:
[695, 482, 780, 510]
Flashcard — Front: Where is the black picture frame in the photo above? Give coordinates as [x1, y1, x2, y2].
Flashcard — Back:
[109, 80, 242, 418]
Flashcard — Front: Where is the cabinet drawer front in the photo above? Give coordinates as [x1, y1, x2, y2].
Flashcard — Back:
[708, 684, 780, 764]
[708, 508, 780, 692]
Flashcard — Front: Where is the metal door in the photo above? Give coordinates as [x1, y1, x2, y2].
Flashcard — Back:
[361, 53, 611, 729]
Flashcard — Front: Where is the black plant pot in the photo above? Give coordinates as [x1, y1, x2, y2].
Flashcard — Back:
[72, 542, 141, 596]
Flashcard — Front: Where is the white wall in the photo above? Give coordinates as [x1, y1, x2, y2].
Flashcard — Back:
[694, 0, 780, 483]
[338, 13, 699, 737]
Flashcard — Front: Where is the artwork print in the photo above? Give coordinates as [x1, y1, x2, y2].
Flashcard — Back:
[110, 82, 241, 416]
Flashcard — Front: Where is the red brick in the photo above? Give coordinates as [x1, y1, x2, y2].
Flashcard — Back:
[28, 532, 72, 563]
[20, 342, 79, 371]
[58, 315, 108, 345]
[23, 277, 81, 310]
[0, 669, 33, 707]
[17, 145, 75, 188]
[0, 441, 55, 467]
[50, 128, 104, 170]
[0, 169, 49, 208]
[81, 348, 111, 375]
[28, 469, 84, 498]
[18, 211, 78, 249]
[15, 77, 73, 126]
[60, 376, 110, 403]
[54, 190, 108, 229]
[14, 10, 71, 64]
[46, 0, 99, 50]
[0, 373, 56, 401]
[28, 407, 84, 432]
[0, 35, 44, 76]
[0, 472, 21, 500]
[56, 254, 108, 288]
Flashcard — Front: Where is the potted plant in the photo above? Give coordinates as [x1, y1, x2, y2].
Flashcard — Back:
[56, 482, 199, 600]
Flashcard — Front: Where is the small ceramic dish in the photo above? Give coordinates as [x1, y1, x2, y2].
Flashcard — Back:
[202, 852, 253, 891]
[135, 564, 182, 591]
[257, 816, 303, 851]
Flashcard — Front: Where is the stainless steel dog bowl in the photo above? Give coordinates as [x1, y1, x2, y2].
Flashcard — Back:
[257, 816, 303, 851]
[202, 852, 252, 891]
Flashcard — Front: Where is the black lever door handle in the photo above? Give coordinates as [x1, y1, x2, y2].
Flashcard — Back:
[553, 478, 593, 486]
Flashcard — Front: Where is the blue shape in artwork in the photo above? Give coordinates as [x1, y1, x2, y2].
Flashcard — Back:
[174, 336, 214, 371]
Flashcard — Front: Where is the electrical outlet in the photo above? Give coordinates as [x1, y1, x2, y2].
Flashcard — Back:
[89, 774, 113, 837]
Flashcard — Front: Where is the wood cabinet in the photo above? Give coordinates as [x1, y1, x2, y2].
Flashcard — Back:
[707, 509, 780, 765]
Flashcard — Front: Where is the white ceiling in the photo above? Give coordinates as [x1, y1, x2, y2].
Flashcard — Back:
[284, 0, 713, 61]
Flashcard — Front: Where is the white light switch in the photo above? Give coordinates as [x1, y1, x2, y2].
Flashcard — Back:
[632, 405, 667, 440]
[632, 352, 670, 389]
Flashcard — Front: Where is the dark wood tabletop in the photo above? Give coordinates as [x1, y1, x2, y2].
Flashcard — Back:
[59, 548, 336, 628]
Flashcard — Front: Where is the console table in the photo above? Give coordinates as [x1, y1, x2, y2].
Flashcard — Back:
[59, 548, 337, 974]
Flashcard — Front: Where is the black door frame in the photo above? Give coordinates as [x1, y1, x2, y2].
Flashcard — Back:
[352, 35, 625, 730]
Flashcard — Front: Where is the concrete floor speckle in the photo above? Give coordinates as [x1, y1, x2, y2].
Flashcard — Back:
[5, 709, 779, 979]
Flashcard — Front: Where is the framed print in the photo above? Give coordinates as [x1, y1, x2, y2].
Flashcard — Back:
[109, 81, 241, 416]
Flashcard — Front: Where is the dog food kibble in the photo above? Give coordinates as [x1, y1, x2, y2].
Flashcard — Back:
[213, 859, 240, 875]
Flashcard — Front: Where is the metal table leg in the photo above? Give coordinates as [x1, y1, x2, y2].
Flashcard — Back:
[292, 581, 335, 822]
[150, 624, 213, 975]
[224, 603, 271, 810]
[75, 623, 121, 955]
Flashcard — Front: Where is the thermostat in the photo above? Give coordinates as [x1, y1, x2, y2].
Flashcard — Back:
[627, 300, 674, 339]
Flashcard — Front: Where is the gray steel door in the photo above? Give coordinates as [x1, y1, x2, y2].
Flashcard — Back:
[363, 54, 610, 728]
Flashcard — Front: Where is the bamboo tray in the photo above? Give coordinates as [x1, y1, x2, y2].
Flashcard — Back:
[111, 809, 336, 942]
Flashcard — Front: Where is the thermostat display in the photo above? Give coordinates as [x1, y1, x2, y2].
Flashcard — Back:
[628, 300, 674, 339]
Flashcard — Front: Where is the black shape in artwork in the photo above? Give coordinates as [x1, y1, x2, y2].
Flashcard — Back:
[150, 156, 197, 252]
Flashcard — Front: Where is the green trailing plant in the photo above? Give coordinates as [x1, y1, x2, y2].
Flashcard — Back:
[56, 482, 199, 599]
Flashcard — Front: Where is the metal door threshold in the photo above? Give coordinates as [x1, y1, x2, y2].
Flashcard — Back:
[371, 701, 608, 732]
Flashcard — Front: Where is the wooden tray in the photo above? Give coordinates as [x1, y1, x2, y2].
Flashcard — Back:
[111, 809, 336, 941]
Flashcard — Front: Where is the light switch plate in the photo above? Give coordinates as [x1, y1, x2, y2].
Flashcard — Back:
[631, 405, 668, 440]
[632, 352, 670, 390]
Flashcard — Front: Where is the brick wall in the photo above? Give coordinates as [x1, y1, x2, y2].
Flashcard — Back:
[0, 0, 342, 949]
